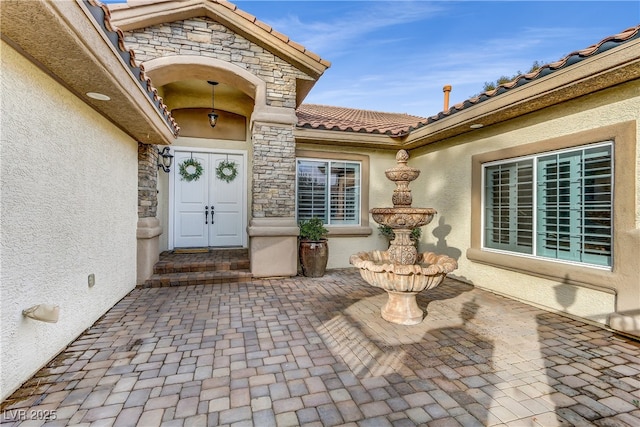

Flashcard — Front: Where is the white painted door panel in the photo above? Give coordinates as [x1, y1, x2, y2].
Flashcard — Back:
[173, 152, 244, 248]
[174, 152, 208, 248]
[210, 154, 244, 247]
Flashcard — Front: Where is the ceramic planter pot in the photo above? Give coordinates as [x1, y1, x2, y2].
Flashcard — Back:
[299, 239, 328, 277]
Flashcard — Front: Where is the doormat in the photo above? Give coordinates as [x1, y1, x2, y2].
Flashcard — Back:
[174, 248, 209, 254]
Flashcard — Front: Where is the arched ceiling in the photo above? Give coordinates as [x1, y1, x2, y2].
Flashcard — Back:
[159, 80, 254, 117]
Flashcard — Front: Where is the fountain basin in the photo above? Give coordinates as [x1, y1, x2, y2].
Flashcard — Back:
[371, 207, 437, 229]
[350, 250, 458, 325]
[350, 250, 457, 292]
[385, 167, 420, 183]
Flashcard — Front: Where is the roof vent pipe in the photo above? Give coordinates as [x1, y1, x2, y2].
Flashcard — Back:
[443, 85, 452, 111]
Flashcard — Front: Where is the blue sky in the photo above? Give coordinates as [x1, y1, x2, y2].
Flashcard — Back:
[105, 1, 639, 117]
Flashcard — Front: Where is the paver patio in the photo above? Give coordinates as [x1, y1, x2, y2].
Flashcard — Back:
[2, 269, 639, 426]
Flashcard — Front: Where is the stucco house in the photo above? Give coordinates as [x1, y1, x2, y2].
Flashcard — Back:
[1, 0, 638, 401]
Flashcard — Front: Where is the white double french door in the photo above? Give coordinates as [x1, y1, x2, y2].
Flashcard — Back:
[172, 151, 245, 248]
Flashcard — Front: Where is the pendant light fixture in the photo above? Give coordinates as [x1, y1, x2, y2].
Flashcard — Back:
[207, 81, 219, 128]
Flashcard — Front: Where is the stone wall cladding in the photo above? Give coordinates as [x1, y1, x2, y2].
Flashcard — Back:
[126, 17, 310, 219]
[138, 143, 158, 218]
[252, 123, 296, 217]
[123, 18, 312, 108]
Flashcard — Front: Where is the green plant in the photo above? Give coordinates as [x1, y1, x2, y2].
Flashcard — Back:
[299, 217, 328, 241]
[478, 60, 545, 94]
[378, 224, 395, 240]
[215, 159, 238, 183]
[378, 225, 421, 241]
[179, 157, 204, 182]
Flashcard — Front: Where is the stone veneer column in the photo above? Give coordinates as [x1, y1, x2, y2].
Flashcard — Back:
[248, 107, 300, 277]
[136, 143, 163, 285]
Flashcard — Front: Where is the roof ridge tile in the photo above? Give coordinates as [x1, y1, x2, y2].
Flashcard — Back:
[270, 29, 290, 43]
[216, 0, 237, 11]
[233, 7, 257, 23]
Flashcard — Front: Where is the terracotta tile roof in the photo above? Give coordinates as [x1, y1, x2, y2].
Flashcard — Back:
[298, 25, 639, 136]
[86, 0, 180, 136]
[429, 25, 640, 123]
[296, 104, 427, 137]
[109, 0, 331, 77]
[214, 0, 331, 70]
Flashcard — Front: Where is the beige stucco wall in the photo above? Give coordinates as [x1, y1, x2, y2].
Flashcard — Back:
[411, 82, 639, 327]
[1, 42, 139, 400]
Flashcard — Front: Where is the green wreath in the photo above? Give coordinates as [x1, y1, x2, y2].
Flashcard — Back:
[216, 160, 238, 183]
[179, 158, 204, 182]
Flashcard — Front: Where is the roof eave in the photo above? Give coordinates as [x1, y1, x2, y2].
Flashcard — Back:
[0, 0, 177, 145]
[403, 38, 640, 149]
[108, 0, 331, 81]
[294, 127, 404, 150]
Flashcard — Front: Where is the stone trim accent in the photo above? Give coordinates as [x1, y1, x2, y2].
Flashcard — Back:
[251, 122, 296, 218]
[138, 143, 158, 218]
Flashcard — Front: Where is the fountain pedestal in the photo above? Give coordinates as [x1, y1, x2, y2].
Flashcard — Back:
[382, 291, 423, 325]
[350, 150, 458, 325]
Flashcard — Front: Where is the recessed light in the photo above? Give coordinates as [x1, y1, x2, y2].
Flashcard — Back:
[86, 92, 110, 101]
[470, 123, 483, 129]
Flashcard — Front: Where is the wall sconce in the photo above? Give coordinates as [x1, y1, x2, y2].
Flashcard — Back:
[207, 81, 219, 128]
[157, 146, 173, 173]
[23, 304, 60, 323]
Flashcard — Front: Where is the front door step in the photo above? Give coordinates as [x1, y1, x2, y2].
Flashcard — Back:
[140, 248, 251, 288]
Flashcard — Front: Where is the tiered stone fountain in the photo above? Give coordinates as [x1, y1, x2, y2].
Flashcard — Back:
[350, 150, 458, 325]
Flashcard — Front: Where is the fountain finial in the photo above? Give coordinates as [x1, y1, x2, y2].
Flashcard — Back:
[396, 149, 409, 163]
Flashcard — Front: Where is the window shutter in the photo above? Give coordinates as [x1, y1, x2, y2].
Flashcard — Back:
[581, 145, 613, 266]
[296, 160, 328, 223]
[484, 160, 533, 254]
[536, 145, 612, 266]
[330, 162, 360, 225]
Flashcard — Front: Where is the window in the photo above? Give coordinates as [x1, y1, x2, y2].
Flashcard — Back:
[484, 159, 534, 254]
[296, 159, 361, 226]
[483, 142, 612, 267]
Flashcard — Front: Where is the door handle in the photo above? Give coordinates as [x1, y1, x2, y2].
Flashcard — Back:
[211, 206, 215, 224]
[205, 206, 209, 224]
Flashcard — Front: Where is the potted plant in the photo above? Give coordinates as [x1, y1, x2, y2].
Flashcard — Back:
[299, 217, 329, 277]
[378, 225, 421, 248]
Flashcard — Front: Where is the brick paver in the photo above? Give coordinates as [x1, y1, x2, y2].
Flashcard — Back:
[2, 268, 640, 426]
